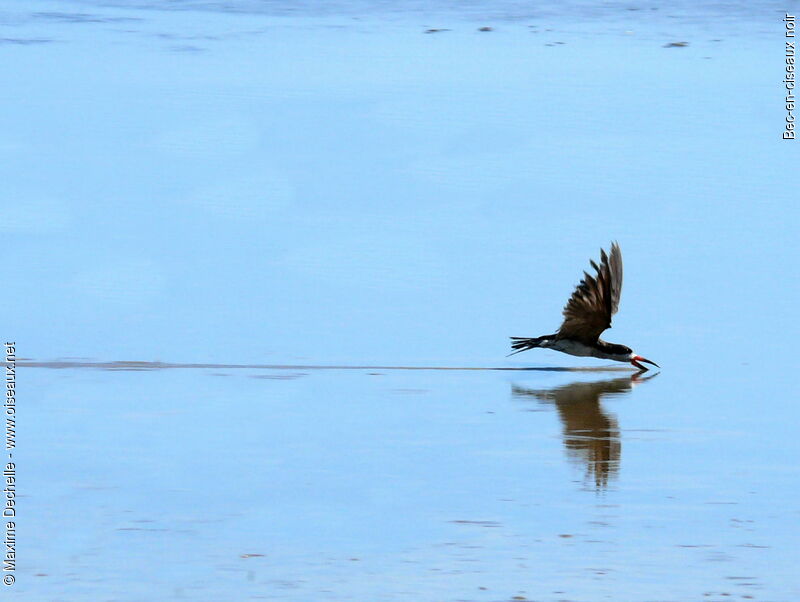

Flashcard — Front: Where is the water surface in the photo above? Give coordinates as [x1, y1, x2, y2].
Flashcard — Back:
[4, 0, 799, 599]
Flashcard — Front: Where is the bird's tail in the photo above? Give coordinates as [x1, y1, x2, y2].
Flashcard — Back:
[508, 335, 553, 357]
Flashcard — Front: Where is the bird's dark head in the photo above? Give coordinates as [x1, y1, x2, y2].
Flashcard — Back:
[604, 343, 659, 371]
[608, 344, 632, 356]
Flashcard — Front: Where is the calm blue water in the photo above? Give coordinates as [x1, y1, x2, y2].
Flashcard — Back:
[4, 0, 800, 600]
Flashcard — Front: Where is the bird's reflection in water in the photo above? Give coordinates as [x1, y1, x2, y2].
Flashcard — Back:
[512, 373, 656, 489]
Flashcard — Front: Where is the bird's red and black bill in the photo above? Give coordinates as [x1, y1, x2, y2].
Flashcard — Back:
[631, 355, 659, 371]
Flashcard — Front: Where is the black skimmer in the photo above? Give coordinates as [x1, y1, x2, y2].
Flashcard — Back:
[510, 242, 659, 371]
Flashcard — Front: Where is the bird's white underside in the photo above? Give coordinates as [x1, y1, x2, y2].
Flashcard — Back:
[545, 339, 634, 363]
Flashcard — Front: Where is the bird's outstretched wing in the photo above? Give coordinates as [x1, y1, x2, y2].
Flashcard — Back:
[556, 242, 623, 344]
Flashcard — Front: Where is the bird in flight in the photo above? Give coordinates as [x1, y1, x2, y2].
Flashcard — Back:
[509, 242, 659, 371]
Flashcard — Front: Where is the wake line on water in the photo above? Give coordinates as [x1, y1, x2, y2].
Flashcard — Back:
[10, 360, 636, 372]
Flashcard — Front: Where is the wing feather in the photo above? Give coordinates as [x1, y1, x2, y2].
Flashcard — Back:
[556, 242, 623, 344]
